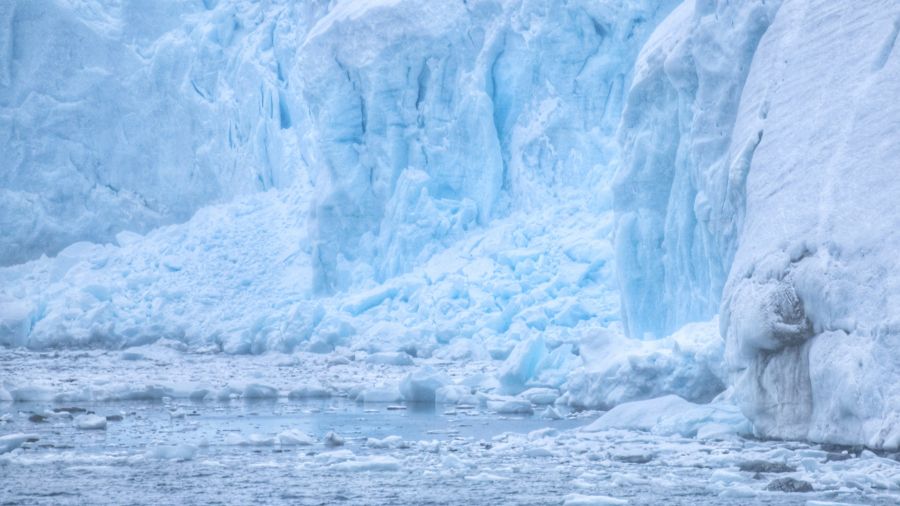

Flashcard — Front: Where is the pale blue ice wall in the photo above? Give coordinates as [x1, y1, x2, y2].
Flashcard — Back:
[0, 0, 331, 266]
[618, 0, 900, 447]
[293, 0, 679, 293]
[613, 0, 782, 339]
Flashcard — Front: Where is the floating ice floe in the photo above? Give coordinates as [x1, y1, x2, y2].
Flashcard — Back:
[562, 494, 628, 506]
[146, 445, 198, 461]
[583, 395, 751, 439]
[277, 430, 316, 446]
[0, 433, 37, 454]
[73, 414, 108, 430]
[329, 455, 402, 473]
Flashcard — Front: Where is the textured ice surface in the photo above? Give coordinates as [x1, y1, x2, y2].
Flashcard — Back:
[721, 0, 900, 449]
[615, 0, 900, 448]
[0, 0, 330, 266]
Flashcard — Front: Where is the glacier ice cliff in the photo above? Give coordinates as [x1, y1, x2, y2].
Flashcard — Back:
[2, 0, 900, 450]
[293, 0, 677, 291]
[0, 0, 678, 359]
[0, 0, 330, 266]
[616, 0, 900, 447]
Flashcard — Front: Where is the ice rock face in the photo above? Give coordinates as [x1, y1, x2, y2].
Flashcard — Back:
[613, 0, 783, 339]
[0, 0, 329, 266]
[722, 0, 900, 448]
[294, 0, 678, 291]
[619, 0, 900, 447]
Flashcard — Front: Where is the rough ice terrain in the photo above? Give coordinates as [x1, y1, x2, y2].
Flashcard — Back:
[2, 0, 900, 501]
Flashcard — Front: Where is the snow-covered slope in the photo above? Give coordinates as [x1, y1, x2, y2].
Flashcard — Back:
[616, 0, 900, 447]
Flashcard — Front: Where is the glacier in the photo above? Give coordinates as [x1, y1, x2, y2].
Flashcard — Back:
[1, 0, 900, 458]
[0, 0, 331, 266]
[616, 0, 900, 448]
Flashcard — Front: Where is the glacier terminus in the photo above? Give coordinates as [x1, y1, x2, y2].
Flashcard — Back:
[1, 0, 899, 504]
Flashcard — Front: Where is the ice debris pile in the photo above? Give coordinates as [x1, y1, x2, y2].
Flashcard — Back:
[2, 0, 900, 450]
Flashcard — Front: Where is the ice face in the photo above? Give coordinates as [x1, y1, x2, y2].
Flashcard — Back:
[617, 0, 900, 447]
[295, 0, 678, 292]
[612, 0, 783, 340]
[0, 0, 676, 276]
[721, 0, 900, 448]
[0, 0, 677, 351]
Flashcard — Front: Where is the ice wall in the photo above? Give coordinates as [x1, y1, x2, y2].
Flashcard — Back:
[723, 0, 900, 449]
[294, 0, 678, 292]
[0, 0, 329, 266]
[0, 0, 677, 351]
[613, 0, 782, 339]
[0, 0, 676, 282]
[618, 0, 900, 447]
